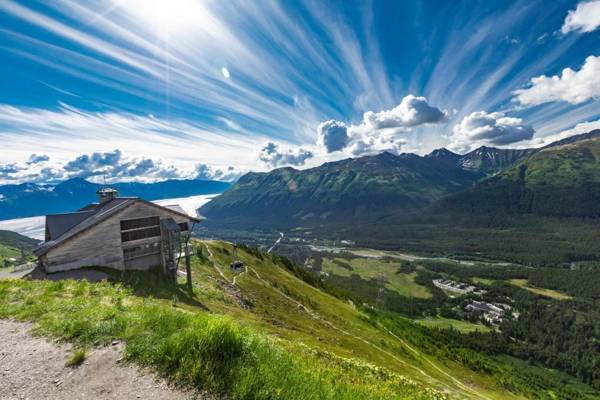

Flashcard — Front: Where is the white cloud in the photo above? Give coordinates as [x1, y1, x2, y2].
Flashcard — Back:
[0, 149, 244, 185]
[314, 95, 446, 157]
[348, 135, 406, 156]
[221, 67, 230, 79]
[450, 111, 535, 152]
[514, 55, 600, 106]
[317, 120, 348, 153]
[258, 142, 313, 167]
[561, 1, 600, 34]
[0, 163, 26, 181]
[26, 153, 50, 164]
[362, 95, 447, 129]
[59, 149, 183, 183]
[195, 163, 243, 182]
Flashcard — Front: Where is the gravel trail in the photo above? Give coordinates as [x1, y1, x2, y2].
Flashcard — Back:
[0, 320, 200, 400]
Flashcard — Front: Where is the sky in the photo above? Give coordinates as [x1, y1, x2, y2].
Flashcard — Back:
[0, 0, 599, 184]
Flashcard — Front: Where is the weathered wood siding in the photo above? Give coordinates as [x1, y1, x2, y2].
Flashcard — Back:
[44, 201, 192, 273]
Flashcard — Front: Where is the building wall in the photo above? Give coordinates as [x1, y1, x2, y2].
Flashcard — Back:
[44, 201, 192, 273]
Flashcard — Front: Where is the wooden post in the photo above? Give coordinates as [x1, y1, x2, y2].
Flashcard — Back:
[185, 243, 192, 292]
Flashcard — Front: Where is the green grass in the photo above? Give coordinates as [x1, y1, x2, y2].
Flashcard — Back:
[0, 243, 20, 265]
[0, 277, 445, 400]
[508, 279, 572, 300]
[66, 348, 87, 367]
[471, 277, 494, 286]
[415, 317, 491, 333]
[0, 230, 38, 265]
[321, 256, 432, 299]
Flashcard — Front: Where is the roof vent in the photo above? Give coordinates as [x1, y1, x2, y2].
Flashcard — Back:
[97, 187, 118, 203]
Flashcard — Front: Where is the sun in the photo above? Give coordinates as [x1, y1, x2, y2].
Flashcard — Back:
[115, 0, 207, 35]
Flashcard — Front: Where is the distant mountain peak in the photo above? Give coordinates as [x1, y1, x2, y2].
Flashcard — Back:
[426, 148, 460, 159]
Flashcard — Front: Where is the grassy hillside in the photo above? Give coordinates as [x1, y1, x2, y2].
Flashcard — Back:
[0, 230, 38, 265]
[1, 240, 597, 399]
[319, 256, 432, 299]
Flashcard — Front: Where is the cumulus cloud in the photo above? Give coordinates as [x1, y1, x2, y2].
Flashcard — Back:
[314, 94, 446, 157]
[561, 1, 600, 34]
[514, 55, 600, 106]
[450, 111, 535, 152]
[317, 120, 348, 153]
[61, 149, 182, 182]
[26, 154, 50, 164]
[0, 163, 26, 182]
[195, 163, 243, 182]
[258, 142, 313, 168]
[348, 135, 406, 157]
[0, 150, 232, 185]
[363, 95, 447, 129]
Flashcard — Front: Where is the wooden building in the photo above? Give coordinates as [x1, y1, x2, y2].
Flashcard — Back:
[34, 188, 202, 276]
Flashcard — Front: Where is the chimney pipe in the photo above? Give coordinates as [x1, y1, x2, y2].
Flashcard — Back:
[96, 188, 118, 203]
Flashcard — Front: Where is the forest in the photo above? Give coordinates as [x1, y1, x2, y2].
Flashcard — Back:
[270, 247, 600, 395]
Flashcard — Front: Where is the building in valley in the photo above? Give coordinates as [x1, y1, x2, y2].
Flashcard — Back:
[34, 188, 201, 277]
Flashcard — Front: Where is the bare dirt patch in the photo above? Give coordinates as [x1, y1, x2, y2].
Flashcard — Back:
[0, 320, 200, 400]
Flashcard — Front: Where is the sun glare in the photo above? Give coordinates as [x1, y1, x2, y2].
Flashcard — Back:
[116, 0, 207, 35]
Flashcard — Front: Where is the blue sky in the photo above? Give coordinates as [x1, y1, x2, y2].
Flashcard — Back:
[0, 0, 599, 183]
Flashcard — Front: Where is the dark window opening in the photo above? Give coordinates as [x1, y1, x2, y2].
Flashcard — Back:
[178, 222, 189, 231]
[121, 226, 161, 242]
[120, 216, 159, 231]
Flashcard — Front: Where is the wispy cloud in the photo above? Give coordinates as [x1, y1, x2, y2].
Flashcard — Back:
[0, 0, 597, 175]
[0, 103, 267, 175]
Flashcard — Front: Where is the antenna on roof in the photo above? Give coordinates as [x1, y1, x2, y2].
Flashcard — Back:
[96, 174, 118, 203]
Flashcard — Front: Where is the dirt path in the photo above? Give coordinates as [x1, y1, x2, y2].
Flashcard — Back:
[0, 320, 199, 400]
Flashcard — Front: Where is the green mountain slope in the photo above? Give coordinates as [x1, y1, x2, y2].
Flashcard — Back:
[0, 230, 39, 265]
[200, 143, 543, 230]
[3, 240, 596, 399]
[200, 152, 482, 228]
[440, 137, 600, 217]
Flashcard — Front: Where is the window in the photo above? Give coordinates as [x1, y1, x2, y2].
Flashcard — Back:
[120, 216, 159, 231]
[178, 222, 188, 231]
[121, 226, 161, 242]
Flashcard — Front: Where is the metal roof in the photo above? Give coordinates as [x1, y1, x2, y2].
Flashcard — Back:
[163, 204, 187, 215]
[46, 211, 96, 241]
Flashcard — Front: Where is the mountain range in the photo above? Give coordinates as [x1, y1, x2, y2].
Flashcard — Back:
[200, 131, 600, 228]
[199, 151, 482, 227]
[0, 178, 231, 220]
[441, 133, 600, 218]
